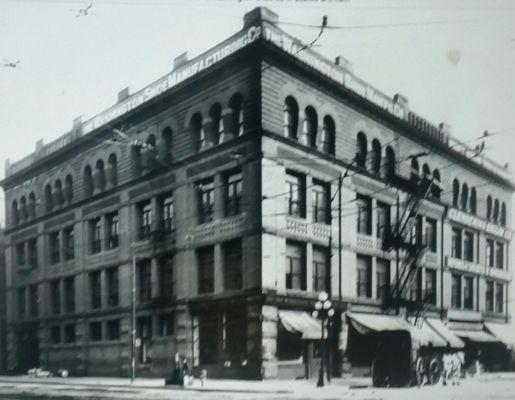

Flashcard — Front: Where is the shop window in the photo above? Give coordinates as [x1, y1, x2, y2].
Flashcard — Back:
[356, 255, 372, 298]
[283, 96, 299, 139]
[313, 246, 330, 293]
[223, 309, 247, 363]
[224, 170, 242, 217]
[286, 241, 306, 290]
[198, 313, 218, 364]
[286, 171, 305, 218]
[197, 246, 214, 294]
[223, 239, 242, 291]
[197, 179, 214, 224]
[312, 180, 330, 224]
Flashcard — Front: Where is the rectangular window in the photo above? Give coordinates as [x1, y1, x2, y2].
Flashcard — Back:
[376, 259, 390, 301]
[28, 238, 38, 268]
[425, 218, 437, 253]
[356, 195, 372, 235]
[424, 269, 437, 305]
[158, 313, 174, 336]
[312, 181, 330, 224]
[224, 170, 243, 217]
[64, 277, 75, 313]
[223, 239, 243, 291]
[138, 201, 152, 240]
[89, 218, 102, 254]
[51, 326, 61, 344]
[17, 287, 25, 318]
[160, 195, 175, 234]
[106, 267, 119, 307]
[197, 246, 214, 294]
[16, 242, 25, 266]
[197, 179, 215, 223]
[313, 246, 330, 293]
[106, 212, 119, 249]
[137, 317, 152, 364]
[486, 239, 495, 267]
[495, 283, 504, 313]
[464, 231, 474, 262]
[49, 231, 61, 264]
[138, 259, 152, 302]
[356, 255, 372, 298]
[286, 241, 306, 290]
[64, 324, 76, 343]
[463, 276, 474, 310]
[451, 274, 462, 309]
[376, 202, 390, 240]
[106, 319, 120, 340]
[495, 242, 504, 269]
[159, 254, 174, 301]
[451, 228, 462, 259]
[286, 171, 305, 218]
[63, 226, 75, 260]
[29, 284, 38, 318]
[486, 281, 494, 312]
[89, 322, 102, 342]
[50, 280, 61, 315]
[409, 216, 423, 245]
[90, 270, 102, 309]
[198, 313, 218, 364]
[409, 267, 422, 302]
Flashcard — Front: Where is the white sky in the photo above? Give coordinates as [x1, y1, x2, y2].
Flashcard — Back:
[1, 0, 515, 227]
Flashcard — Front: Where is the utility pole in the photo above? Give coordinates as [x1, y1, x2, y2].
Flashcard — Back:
[395, 195, 400, 315]
[131, 255, 136, 383]
[338, 173, 342, 303]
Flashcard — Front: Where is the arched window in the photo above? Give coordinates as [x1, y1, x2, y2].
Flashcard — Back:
[11, 200, 19, 226]
[28, 192, 36, 219]
[45, 184, 54, 212]
[131, 144, 142, 176]
[144, 135, 157, 169]
[371, 139, 381, 174]
[461, 183, 468, 210]
[431, 169, 441, 199]
[108, 154, 118, 187]
[83, 165, 93, 197]
[190, 113, 204, 151]
[452, 179, 460, 207]
[320, 115, 335, 155]
[160, 127, 173, 162]
[64, 174, 73, 204]
[54, 179, 64, 207]
[493, 199, 500, 222]
[486, 195, 492, 220]
[303, 106, 318, 147]
[19, 196, 28, 222]
[229, 94, 244, 137]
[95, 160, 106, 192]
[209, 103, 224, 145]
[470, 187, 477, 214]
[501, 202, 507, 226]
[356, 132, 367, 168]
[410, 158, 419, 182]
[283, 96, 299, 139]
[385, 146, 396, 179]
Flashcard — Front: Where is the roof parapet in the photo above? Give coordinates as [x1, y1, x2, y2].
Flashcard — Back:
[244, 6, 279, 28]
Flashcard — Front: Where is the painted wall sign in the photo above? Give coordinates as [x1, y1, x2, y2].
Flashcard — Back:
[447, 208, 512, 241]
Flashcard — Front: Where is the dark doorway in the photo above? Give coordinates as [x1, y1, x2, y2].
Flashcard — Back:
[15, 323, 39, 373]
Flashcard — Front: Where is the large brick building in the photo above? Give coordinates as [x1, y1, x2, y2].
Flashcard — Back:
[1, 7, 513, 380]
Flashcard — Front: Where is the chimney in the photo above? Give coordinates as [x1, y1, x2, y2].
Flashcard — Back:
[439, 122, 451, 144]
[117, 87, 130, 103]
[173, 52, 188, 70]
[244, 7, 279, 28]
[72, 116, 83, 136]
[334, 56, 353, 71]
[393, 93, 409, 108]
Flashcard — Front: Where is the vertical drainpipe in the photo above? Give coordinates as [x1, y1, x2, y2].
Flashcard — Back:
[440, 206, 446, 319]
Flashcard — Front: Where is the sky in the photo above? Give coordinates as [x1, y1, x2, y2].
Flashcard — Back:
[1, 0, 515, 227]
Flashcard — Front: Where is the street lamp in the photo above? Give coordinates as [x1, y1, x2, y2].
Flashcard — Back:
[312, 291, 334, 387]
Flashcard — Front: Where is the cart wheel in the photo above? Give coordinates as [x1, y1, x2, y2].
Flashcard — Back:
[371, 359, 386, 387]
[428, 357, 442, 385]
[415, 356, 426, 387]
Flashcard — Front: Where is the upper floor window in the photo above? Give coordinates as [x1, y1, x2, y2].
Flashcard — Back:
[107, 154, 118, 187]
[385, 146, 396, 179]
[313, 246, 329, 293]
[16, 242, 25, 266]
[470, 187, 477, 214]
[64, 174, 73, 204]
[131, 144, 142, 176]
[28, 192, 36, 219]
[64, 276, 75, 313]
[356, 195, 372, 235]
[49, 231, 60, 264]
[409, 268, 422, 302]
[223, 239, 243, 291]
[29, 284, 38, 318]
[371, 139, 381, 174]
[83, 165, 93, 198]
[197, 179, 215, 224]
[320, 116, 335, 155]
[356, 132, 367, 168]
[431, 169, 441, 199]
[197, 246, 214, 294]
[11, 200, 19, 226]
[286, 171, 305, 218]
[486, 195, 493, 220]
[138, 259, 152, 302]
[160, 195, 174, 234]
[461, 183, 469, 211]
[486, 239, 495, 267]
[303, 106, 318, 147]
[356, 255, 372, 298]
[209, 103, 224, 145]
[160, 127, 173, 162]
[144, 135, 157, 170]
[451, 274, 462, 308]
[501, 202, 507, 226]
[495, 283, 504, 313]
[63, 226, 75, 261]
[312, 181, 330, 224]
[106, 212, 119, 249]
[453, 179, 460, 207]
[495, 242, 504, 269]
[90, 270, 101, 309]
[106, 267, 119, 307]
[485, 281, 494, 312]
[137, 200, 152, 240]
[463, 231, 474, 262]
[286, 241, 306, 291]
[451, 227, 462, 259]
[376, 259, 390, 301]
[463, 276, 474, 310]
[159, 254, 174, 301]
[376, 202, 390, 241]
[283, 96, 299, 139]
[229, 94, 244, 137]
[19, 196, 28, 222]
[45, 184, 54, 213]
[18, 287, 26, 318]
[190, 113, 204, 152]
[424, 269, 436, 304]
[54, 179, 64, 207]
[28, 238, 38, 268]
[493, 199, 500, 222]
[50, 280, 61, 315]
[425, 218, 437, 253]
[225, 170, 242, 217]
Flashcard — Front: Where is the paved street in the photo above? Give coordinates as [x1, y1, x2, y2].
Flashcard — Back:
[0, 374, 513, 400]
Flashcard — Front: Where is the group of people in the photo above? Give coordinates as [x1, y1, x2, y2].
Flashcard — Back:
[169, 353, 192, 386]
